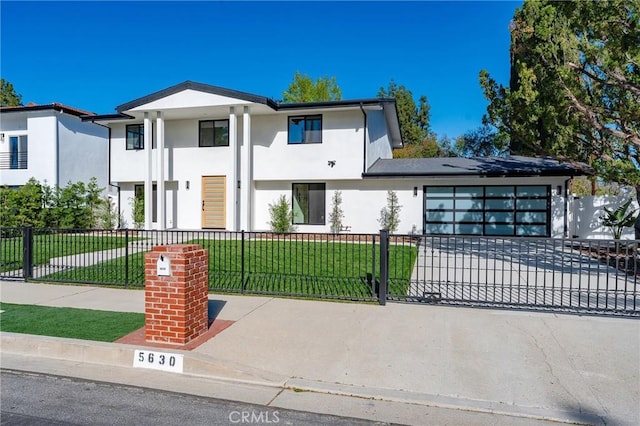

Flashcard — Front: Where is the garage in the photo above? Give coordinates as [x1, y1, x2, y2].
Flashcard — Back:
[424, 185, 550, 236]
[363, 156, 590, 238]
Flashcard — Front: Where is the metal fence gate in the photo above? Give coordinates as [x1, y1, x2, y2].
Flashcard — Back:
[386, 235, 639, 316]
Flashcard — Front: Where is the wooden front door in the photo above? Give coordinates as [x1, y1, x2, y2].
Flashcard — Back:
[202, 176, 226, 229]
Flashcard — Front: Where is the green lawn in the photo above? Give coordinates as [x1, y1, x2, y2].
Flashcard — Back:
[42, 239, 418, 299]
[0, 302, 144, 342]
[1, 233, 137, 273]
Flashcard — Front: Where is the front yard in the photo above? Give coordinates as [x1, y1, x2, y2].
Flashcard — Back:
[41, 238, 418, 300]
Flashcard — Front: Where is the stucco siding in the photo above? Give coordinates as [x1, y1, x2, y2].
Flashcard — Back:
[57, 114, 109, 189]
[0, 113, 57, 186]
[253, 176, 570, 236]
[365, 109, 393, 170]
[252, 110, 365, 181]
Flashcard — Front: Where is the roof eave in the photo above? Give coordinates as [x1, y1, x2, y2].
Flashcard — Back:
[115, 80, 278, 113]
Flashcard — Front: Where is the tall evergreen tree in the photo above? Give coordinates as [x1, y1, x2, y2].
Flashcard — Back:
[378, 80, 431, 146]
[480, 0, 640, 188]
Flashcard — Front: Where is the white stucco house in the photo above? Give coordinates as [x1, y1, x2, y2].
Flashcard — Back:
[84, 81, 587, 237]
[0, 103, 109, 191]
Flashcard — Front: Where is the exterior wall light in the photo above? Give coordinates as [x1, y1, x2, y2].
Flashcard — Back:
[413, 187, 418, 197]
[185, 180, 190, 190]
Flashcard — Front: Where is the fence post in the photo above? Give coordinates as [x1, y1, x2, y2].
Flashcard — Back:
[241, 230, 246, 294]
[378, 229, 389, 306]
[125, 228, 129, 288]
[22, 226, 34, 280]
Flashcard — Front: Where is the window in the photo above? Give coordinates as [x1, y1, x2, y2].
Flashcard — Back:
[288, 115, 322, 144]
[8, 135, 28, 169]
[199, 120, 229, 147]
[126, 124, 144, 150]
[292, 183, 325, 225]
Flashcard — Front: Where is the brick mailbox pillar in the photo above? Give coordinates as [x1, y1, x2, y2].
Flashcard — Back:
[144, 244, 208, 345]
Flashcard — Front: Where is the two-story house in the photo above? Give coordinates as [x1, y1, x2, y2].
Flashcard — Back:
[85, 81, 585, 236]
[0, 103, 109, 190]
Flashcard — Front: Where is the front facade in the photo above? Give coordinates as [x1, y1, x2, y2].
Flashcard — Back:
[0, 103, 109, 190]
[87, 81, 584, 237]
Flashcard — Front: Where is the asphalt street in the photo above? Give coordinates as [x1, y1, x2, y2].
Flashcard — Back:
[0, 370, 384, 426]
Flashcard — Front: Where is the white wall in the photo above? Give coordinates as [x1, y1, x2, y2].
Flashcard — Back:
[365, 109, 393, 170]
[57, 113, 109, 189]
[110, 117, 239, 230]
[253, 176, 570, 236]
[569, 194, 639, 239]
[252, 110, 367, 181]
[0, 112, 58, 186]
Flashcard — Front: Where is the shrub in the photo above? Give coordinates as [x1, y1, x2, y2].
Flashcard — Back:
[268, 195, 294, 233]
[98, 196, 121, 230]
[329, 190, 345, 233]
[378, 190, 401, 233]
[600, 198, 638, 240]
[131, 195, 145, 229]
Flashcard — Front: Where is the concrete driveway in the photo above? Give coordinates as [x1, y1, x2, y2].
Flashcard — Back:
[402, 236, 639, 313]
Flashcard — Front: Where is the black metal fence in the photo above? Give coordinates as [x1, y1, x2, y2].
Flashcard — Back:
[387, 235, 639, 315]
[1, 226, 638, 315]
[0, 227, 398, 302]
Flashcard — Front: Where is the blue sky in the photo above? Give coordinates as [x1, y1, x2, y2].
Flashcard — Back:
[1, 1, 521, 139]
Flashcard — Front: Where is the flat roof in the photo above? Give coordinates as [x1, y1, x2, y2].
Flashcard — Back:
[363, 156, 591, 178]
[0, 102, 95, 117]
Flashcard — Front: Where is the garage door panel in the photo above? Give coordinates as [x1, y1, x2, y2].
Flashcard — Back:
[424, 185, 550, 237]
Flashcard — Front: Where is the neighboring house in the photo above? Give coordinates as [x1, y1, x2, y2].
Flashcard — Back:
[84, 81, 586, 237]
[0, 103, 109, 191]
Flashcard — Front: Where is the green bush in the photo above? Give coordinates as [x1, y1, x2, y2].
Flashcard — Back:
[268, 195, 295, 233]
[0, 177, 104, 229]
[131, 195, 145, 229]
[98, 196, 121, 229]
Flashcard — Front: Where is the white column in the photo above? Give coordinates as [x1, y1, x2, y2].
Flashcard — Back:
[143, 112, 153, 229]
[229, 107, 237, 231]
[241, 106, 251, 231]
[156, 111, 166, 230]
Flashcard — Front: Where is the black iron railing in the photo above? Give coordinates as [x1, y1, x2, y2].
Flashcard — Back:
[0, 151, 28, 169]
[2, 226, 638, 315]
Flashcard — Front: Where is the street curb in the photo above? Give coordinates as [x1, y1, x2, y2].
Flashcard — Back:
[1, 332, 601, 425]
[0, 332, 287, 388]
[284, 378, 603, 425]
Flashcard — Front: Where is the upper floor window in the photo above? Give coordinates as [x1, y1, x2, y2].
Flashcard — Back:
[126, 124, 144, 150]
[199, 120, 229, 147]
[288, 115, 322, 144]
[2, 135, 28, 169]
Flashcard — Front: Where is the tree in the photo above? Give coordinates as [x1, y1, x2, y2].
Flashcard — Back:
[1, 79, 22, 107]
[282, 72, 342, 103]
[378, 190, 401, 233]
[480, 1, 640, 186]
[378, 80, 431, 146]
[455, 125, 509, 158]
[393, 134, 455, 158]
[328, 190, 345, 233]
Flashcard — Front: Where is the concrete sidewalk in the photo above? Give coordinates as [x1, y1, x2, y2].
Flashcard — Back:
[1, 281, 638, 425]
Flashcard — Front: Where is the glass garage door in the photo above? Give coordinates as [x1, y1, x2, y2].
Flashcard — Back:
[424, 185, 550, 236]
